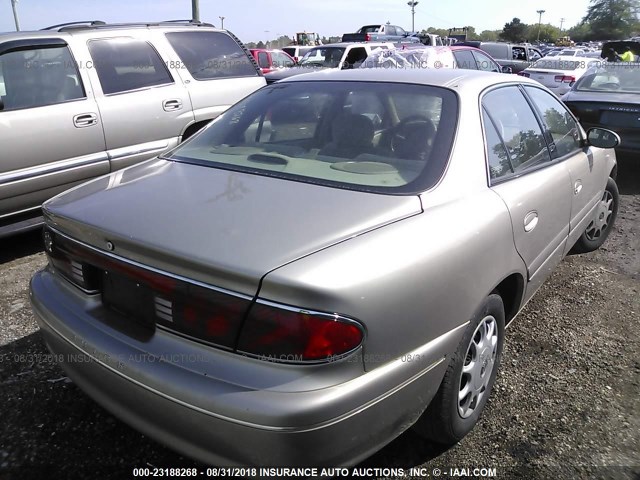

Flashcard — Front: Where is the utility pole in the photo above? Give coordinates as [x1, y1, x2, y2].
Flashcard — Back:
[559, 17, 565, 32]
[536, 9, 545, 42]
[11, 0, 20, 31]
[407, 1, 419, 32]
[191, 0, 200, 22]
[219, 16, 225, 29]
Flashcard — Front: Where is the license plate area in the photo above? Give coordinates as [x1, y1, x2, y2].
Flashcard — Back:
[101, 271, 156, 328]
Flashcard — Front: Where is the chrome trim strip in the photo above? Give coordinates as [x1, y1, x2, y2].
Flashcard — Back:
[0, 152, 108, 185]
[108, 140, 171, 161]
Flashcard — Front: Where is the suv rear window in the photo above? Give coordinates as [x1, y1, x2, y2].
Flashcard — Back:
[168, 81, 458, 194]
[88, 38, 174, 94]
[165, 31, 258, 80]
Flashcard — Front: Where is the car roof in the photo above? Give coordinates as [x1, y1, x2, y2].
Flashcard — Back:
[0, 21, 223, 40]
[278, 67, 541, 92]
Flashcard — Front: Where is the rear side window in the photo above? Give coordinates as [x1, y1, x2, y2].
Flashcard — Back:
[453, 49, 477, 70]
[0, 45, 84, 110]
[88, 38, 173, 94]
[165, 31, 258, 80]
[482, 86, 551, 176]
[256, 52, 269, 69]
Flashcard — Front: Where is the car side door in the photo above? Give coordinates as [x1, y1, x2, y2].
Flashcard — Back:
[482, 85, 573, 302]
[0, 38, 108, 219]
[523, 86, 610, 252]
[83, 35, 194, 172]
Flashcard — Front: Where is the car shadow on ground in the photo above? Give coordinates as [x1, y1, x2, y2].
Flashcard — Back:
[0, 229, 43, 265]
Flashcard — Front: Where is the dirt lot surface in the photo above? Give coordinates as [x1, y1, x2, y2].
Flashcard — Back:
[0, 157, 638, 480]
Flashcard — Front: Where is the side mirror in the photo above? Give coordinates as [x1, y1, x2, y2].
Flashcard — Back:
[501, 66, 513, 74]
[586, 127, 620, 149]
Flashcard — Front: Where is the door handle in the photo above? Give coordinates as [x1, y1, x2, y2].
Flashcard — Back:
[524, 211, 539, 232]
[574, 181, 583, 195]
[73, 113, 98, 128]
[163, 99, 183, 111]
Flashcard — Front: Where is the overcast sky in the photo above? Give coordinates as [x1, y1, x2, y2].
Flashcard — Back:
[1, 0, 592, 42]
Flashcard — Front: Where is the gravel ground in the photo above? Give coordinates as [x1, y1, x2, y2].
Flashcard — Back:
[0, 157, 638, 480]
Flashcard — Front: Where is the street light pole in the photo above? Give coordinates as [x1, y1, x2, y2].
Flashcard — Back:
[191, 0, 200, 22]
[536, 9, 545, 42]
[219, 16, 225, 29]
[407, 1, 419, 33]
[559, 17, 565, 32]
[11, 0, 20, 31]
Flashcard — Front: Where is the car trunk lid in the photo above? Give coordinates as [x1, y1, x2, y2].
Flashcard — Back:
[43, 159, 422, 296]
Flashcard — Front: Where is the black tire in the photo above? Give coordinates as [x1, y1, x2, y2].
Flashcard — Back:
[571, 177, 619, 254]
[412, 294, 505, 445]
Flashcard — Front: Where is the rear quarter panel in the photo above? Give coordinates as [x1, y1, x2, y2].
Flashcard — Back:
[259, 97, 526, 371]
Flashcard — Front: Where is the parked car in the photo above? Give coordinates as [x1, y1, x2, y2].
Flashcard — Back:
[31, 67, 620, 466]
[282, 45, 313, 63]
[563, 62, 640, 154]
[264, 42, 393, 83]
[0, 20, 265, 238]
[342, 24, 420, 43]
[558, 49, 587, 57]
[361, 45, 508, 73]
[457, 41, 543, 73]
[518, 57, 601, 96]
[249, 48, 295, 74]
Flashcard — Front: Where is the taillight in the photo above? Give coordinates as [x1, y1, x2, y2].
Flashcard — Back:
[44, 228, 251, 347]
[517, 72, 530, 77]
[237, 302, 364, 363]
[555, 75, 575, 83]
[365, 33, 371, 41]
[44, 228, 365, 363]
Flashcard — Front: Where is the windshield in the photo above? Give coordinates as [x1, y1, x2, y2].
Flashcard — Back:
[575, 64, 640, 93]
[167, 81, 458, 194]
[299, 47, 346, 68]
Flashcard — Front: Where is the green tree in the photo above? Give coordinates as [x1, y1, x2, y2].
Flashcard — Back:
[582, 0, 640, 39]
[479, 30, 500, 41]
[501, 18, 528, 42]
[526, 24, 563, 42]
[566, 22, 594, 41]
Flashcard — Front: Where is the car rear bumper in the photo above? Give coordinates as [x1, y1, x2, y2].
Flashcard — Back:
[30, 268, 457, 466]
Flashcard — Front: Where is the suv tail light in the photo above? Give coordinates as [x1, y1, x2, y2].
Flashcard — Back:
[238, 302, 364, 362]
[555, 75, 575, 83]
[365, 33, 371, 41]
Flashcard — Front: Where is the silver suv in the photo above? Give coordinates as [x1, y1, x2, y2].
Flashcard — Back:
[0, 20, 265, 237]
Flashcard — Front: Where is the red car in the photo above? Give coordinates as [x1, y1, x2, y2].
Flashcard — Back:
[249, 48, 296, 74]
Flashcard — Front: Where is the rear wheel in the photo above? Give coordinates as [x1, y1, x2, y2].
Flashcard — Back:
[571, 177, 619, 254]
[413, 294, 505, 444]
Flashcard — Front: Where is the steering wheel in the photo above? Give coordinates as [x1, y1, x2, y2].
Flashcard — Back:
[598, 82, 621, 90]
[391, 115, 437, 161]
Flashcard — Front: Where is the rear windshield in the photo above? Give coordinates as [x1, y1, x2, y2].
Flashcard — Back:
[575, 64, 640, 93]
[167, 81, 458, 194]
[299, 47, 346, 68]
